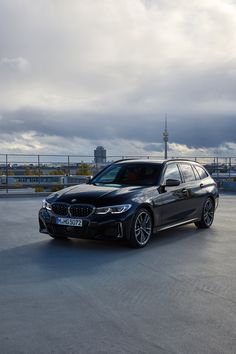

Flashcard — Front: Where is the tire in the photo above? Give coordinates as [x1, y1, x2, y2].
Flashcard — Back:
[195, 197, 215, 229]
[128, 208, 153, 248]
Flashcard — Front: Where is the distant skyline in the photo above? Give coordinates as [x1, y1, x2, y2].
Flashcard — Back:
[0, 0, 236, 157]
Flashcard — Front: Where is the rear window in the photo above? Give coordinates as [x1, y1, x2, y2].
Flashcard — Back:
[194, 165, 209, 179]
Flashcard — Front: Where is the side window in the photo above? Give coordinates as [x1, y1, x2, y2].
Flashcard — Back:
[163, 163, 181, 183]
[195, 165, 208, 180]
[192, 166, 201, 180]
[179, 163, 196, 182]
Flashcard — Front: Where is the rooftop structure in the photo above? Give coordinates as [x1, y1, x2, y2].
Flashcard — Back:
[94, 146, 106, 164]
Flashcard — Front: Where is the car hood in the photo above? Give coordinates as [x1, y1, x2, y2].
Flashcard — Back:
[55, 183, 147, 205]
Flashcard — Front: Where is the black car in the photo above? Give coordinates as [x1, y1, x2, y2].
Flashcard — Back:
[39, 159, 219, 248]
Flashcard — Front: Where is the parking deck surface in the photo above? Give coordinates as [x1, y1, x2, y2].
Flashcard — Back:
[0, 193, 236, 354]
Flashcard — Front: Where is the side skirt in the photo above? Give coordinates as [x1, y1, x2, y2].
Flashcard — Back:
[154, 218, 199, 233]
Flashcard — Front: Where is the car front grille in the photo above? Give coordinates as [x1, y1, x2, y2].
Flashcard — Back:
[51, 202, 94, 217]
[52, 203, 68, 216]
[69, 205, 94, 217]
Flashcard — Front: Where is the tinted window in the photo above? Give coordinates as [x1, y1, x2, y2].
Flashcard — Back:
[163, 163, 181, 182]
[195, 165, 208, 179]
[93, 163, 162, 186]
[179, 163, 196, 182]
[97, 165, 122, 183]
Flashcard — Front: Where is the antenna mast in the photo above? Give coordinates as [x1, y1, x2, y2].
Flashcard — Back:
[163, 114, 169, 159]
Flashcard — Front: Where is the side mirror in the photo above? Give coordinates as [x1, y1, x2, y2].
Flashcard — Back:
[86, 176, 92, 184]
[165, 179, 181, 187]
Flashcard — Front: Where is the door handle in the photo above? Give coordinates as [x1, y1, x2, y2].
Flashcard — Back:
[200, 183, 204, 188]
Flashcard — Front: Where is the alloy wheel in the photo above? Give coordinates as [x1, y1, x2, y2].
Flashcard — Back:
[134, 210, 152, 246]
[203, 198, 214, 227]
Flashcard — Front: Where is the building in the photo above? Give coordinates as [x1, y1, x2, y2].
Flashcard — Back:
[94, 146, 106, 164]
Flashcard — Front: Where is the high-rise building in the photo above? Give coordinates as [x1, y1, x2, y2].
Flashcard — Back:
[94, 146, 106, 164]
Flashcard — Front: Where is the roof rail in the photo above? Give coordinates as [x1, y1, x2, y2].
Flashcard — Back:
[167, 158, 196, 162]
[112, 158, 136, 163]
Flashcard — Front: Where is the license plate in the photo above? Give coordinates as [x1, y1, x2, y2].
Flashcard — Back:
[56, 217, 82, 227]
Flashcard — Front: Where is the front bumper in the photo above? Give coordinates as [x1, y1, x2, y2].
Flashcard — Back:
[39, 208, 132, 240]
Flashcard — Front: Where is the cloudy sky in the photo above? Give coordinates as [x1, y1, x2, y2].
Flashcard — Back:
[0, 0, 236, 158]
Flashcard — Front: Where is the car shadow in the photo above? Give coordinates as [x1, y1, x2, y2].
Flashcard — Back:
[0, 224, 206, 285]
[0, 237, 135, 285]
[150, 223, 207, 247]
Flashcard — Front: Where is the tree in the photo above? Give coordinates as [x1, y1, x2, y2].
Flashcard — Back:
[76, 163, 92, 176]
[48, 170, 65, 175]
[24, 167, 43, 175]
[24, 167, 34, 176]
[34, 170, 43, 176]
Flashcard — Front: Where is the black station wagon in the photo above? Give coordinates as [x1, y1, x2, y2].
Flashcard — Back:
[39, 159, 219, 248]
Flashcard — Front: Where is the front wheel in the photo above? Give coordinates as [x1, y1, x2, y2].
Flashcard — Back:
[128, 208, 153, 248]
[195, 197, 215, 229]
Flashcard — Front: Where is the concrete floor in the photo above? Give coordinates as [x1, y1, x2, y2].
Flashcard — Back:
[0, 193, 236, 354]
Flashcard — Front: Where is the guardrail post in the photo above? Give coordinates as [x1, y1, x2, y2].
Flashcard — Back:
[38, 155, 41, 188]
[6, 154, 8, 194]
[67, 155, 70, 177]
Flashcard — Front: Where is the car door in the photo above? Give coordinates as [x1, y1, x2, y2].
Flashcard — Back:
[156, 162, 188, 226]
[177, 162, 204, 220]
[192, 164, 214, 213]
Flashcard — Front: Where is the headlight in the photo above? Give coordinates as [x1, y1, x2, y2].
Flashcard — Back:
[95, 204, 132, 215]
[42, 199, 52, 210]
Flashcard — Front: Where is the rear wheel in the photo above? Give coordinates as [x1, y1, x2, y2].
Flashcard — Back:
[195, 197, 215, 229]
[128, 208, 153, 248]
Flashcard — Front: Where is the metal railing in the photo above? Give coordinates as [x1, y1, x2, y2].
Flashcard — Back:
[0, 154, 236, 194]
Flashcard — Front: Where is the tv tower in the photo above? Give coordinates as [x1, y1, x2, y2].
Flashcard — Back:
[163, 114, 169, 159]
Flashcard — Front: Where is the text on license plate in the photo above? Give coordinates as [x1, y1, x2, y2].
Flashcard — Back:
[56, 217, 83, 227]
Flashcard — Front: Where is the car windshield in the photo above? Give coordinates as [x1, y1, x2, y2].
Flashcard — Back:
[92, 163, 162, 186]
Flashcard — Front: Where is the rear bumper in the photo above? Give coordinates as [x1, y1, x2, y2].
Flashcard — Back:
[39, 208, 132, 240]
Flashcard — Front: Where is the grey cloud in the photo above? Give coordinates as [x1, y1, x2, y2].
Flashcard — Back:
[0, 0, 236, 154]
[143, 143, 163, 152]
[0, 57, 30, 72]
[0, 108, 235, 149]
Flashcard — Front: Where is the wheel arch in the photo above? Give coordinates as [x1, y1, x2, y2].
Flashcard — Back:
[125, 203, 154, 241]
[127, 204, 154, 248]
[207, 194, 216, 208]
[138, 203, 155, 228]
